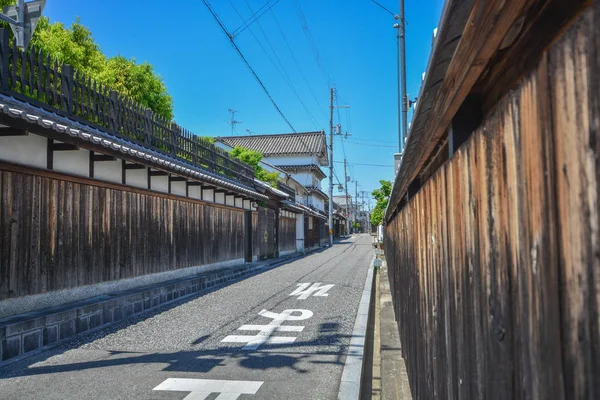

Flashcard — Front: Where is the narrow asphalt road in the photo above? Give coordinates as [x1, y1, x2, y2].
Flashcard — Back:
[0, 234, 374, 400]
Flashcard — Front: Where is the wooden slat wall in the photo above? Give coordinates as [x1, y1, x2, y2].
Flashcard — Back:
[384, 7, 599, 399]
[0, 167, 246, 301]
[278, 216, 296, 252]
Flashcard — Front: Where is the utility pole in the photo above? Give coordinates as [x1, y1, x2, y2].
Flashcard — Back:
[328, 88, 334, 246]
[344, 158, 350, 235]
[355, 180, 358, 232]
[327, 88, 349, 246]
[398, 0, 408, 153]
[362, 190, 366, 233]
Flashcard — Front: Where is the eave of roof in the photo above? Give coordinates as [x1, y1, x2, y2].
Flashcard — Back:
[0, 94, 268, 201]
[306, 186, 329, 200]
[254, 179, 289, 198]
[215, 131, 328, 164]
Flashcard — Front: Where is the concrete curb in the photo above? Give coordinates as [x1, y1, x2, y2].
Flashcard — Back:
[337, 255, 376, 400]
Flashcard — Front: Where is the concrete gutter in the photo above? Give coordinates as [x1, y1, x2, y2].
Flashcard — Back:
[338, 256, 376, 399]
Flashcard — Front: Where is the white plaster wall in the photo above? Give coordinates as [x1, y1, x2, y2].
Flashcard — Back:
[127, 168, 148, 189]
[188, 185, 201, 200]
[215, 192, 225, 204]
[243, 199, 251, 210]
[265, 155, 318, 166]
[151, 175, 169, 193]
[0, 132, 46, 169]
[203, 189, 214, 202]
[171, 181, 186, 197]
[94, 159, 122, 184]
[53, 147, 89, 178]
[296, 213, 304, 251]
[289, 172, 313, 187]
[235, 198, 243, 208]
[225, 195, 235, 206]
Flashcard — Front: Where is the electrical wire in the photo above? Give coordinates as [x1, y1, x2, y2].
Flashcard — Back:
[270, 8, 328, 120]
[334, 161, 394, 167]
[232, 0, 281, 38]
[242, 0, 320, 129]
[292, 0, 334, 87]
[227, 0, 319, 130]
[345, 141, 397, 148]
[201, 0, 296, 133]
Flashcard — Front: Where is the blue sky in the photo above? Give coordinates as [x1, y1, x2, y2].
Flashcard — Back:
[45, 0, 444, 206]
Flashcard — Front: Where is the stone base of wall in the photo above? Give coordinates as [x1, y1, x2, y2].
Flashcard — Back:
[0, 255, 299, 364]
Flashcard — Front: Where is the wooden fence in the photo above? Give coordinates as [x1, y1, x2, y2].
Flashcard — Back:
[0, 29, 254, 187]
[384, 8, 599, 400]
[0, 163, 247, 301]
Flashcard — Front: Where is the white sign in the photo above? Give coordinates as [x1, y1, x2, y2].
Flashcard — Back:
[289, 282, 335, 300]
[221, 309, 313, 350]
[153, 378, 263, 400]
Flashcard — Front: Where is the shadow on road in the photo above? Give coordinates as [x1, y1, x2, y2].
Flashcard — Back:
[0, 327, 353, 378]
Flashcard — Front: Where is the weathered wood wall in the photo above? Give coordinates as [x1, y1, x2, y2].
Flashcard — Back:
[0, 163, 247, 301]
[278, 216, 296, 252]
[384, 7, 600, 399]
[256, 206, 277, 260]
[304, 215, 321, 249]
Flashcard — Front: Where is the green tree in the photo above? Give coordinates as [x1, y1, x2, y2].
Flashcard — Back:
[370, 180, 391, 226]
[98, 56, 173, 120]
[30, 17, 106, 78]
[0, 7, 175, 120]
[229, 146, 280, 187]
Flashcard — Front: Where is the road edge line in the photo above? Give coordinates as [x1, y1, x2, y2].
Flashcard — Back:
[337, 255, 376, 400]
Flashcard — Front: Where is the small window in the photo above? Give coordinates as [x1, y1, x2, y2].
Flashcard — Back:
[308, 216, 313, 230]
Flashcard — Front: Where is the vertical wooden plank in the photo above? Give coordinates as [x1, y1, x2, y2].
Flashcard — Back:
[1, 172, 13, 298]
[29, 175, 41, 296]
[550, 8, 598, 398]
[515, 54, 565, 398]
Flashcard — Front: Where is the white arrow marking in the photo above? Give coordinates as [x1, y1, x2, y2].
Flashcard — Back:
[153, 378, 263, 400]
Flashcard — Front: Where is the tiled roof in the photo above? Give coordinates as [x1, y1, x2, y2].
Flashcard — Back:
[0, 94, 268, 201]
[216, 131, 327, 161]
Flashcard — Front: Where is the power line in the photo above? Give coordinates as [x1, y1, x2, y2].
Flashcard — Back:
[370, 0, 396, 16]
[346, 137, 397, 144]
[345, 141, 397, 148]
[334, 161, 394, 167]
[242, 0, 320, 129]
[201, 0, 296, 133]
[292, 0, 333, 87]
[232, 0, 281, 38]
[270, 8, 328, 120]
[227, 0, 319, 130]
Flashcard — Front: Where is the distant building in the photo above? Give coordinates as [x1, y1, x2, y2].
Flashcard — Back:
[216, 131, 330, 247]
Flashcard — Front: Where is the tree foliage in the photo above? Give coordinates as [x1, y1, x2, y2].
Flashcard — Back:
[0, 6, 175, 120]
[370, 180, 391, 226]
[229, 146, 280, 187]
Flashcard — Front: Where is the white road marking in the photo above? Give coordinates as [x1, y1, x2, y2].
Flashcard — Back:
[153, 378, 263, 400]
[289, 282, 335, 299]
[221, 309, 313, 350]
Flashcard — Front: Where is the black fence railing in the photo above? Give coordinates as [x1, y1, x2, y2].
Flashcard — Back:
[0, 29, 254, 187]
